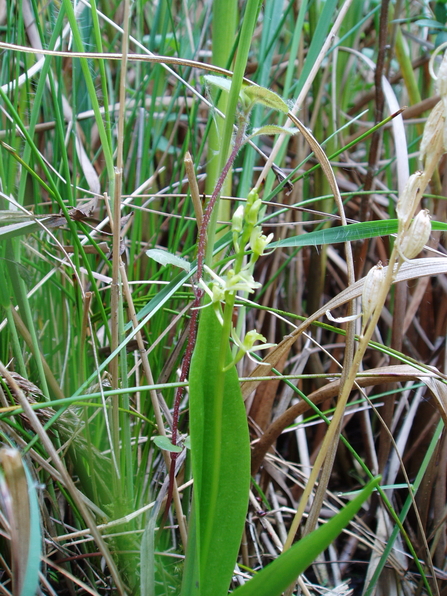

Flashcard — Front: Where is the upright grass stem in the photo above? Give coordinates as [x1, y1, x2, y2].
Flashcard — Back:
[108, 0, 131, 488]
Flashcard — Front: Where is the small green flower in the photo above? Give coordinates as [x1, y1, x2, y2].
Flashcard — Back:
[250, 226, 274, 259]
[201, 265, 261, 299]
[223, 328, 276, 370]
[225, 268, 262, 293]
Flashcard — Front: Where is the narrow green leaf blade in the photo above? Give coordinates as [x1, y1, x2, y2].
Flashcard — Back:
[271, 219, 447, 248]
[232, 477, 380, 596]
[271, 220, 399, 248]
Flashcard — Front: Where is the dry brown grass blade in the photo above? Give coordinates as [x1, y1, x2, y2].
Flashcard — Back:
[242, 257, 447, 400]
[251, 364, 440, 474]
[0, 447, 30, 596]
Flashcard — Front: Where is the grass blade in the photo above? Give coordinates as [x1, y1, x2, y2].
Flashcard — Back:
[232, 477, 380, 596]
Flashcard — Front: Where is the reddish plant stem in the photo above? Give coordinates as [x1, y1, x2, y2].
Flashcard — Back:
[162, 119, 246, 523]
[163, 287, 202, 528]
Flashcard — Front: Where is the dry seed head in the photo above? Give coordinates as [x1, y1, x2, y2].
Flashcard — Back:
[362, 262, 385, 333]
[396, 172, 424, 232]
[419, 101, 446, 169]
[398, 209, 431, 260]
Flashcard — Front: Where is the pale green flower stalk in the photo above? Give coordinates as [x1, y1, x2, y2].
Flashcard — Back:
[199, 186, 276, 369]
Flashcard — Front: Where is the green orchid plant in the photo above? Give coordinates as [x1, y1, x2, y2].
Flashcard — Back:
[145, 75, 380, 596]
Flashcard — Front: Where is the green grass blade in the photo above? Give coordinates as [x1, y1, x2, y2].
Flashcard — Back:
[271, 219, 447, 248]
[232, 477, 381, 596]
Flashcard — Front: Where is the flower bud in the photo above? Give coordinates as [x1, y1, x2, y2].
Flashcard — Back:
[398, 209, 431, 260]
[362, 262, 385, 333]
[244, 187, 262, 227]
[246, 187, 259, 207]
[245, 199, 262, 227]
[232, 205, 244, 234]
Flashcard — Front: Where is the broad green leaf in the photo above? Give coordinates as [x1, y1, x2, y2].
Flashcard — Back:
[271, 219, 447, 248]
[152, 435, 182, 453]
[184, 304, 250, 596]
[146, 248, 191, 271]
[232, 477, 380, 596]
